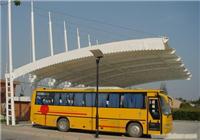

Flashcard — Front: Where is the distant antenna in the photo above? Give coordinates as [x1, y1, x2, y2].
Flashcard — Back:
[48, 11, 54, 56]
[88, 34, 91, 47]
[63, 21, 68, 52]
[77, 28, 81, 49]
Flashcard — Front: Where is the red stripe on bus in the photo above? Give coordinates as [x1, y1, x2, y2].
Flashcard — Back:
[49, 111, 87, 116]
[37, 111, 87, 116]
[99, 125, 125, 129]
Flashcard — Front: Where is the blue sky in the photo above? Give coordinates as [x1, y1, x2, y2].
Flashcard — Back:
[1, 1, 199, 100]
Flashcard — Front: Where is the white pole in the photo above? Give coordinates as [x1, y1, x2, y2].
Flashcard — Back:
[8, 0, 16, 126]
[96, 40, 99, 45]
[77, 28, 80, 49]
[8, 0, 13, 74]
[31, 0, 36, 62]
[64, 21, 68, 52]
[88, 34, 91, 47]
[49, 12, 54, 56]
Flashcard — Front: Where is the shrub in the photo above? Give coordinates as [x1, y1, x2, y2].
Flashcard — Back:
[180, 102, 192, 109]
[172, 108, 200, 121]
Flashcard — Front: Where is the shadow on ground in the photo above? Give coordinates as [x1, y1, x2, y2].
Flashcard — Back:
[32, 124, 153, 139]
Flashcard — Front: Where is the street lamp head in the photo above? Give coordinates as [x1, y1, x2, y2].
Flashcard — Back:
[14, 0, 21, 6]
[90, 49, 104, 59]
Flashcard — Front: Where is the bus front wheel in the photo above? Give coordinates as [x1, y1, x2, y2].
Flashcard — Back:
[127, 122, 143, 137]
[57, 118, 70, 132]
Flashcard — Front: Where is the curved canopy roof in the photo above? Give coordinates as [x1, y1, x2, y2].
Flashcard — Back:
[13, 37, 191, 87]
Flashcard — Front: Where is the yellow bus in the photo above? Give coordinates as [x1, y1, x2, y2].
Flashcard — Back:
[30, 87, 173, 137]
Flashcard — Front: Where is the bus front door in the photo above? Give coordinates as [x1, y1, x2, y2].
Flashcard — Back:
[147, 97, 161, 135]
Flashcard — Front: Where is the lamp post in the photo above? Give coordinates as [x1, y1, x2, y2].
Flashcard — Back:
[90, 49, 104, 138]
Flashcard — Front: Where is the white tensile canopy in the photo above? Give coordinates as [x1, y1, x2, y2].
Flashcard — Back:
[13, 37, 191, 87]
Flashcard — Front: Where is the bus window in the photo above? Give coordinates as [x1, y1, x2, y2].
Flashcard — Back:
[60, 93, 68, 105]
[160, 96, 171, 115]
[54, 93, 60, 105]
[98, 94, 108, 107]
[123, 93, 145, 108]
[67, 93, 74, 106]
[35, 92, 54, 105]
[108, 94, 120, 108]
[74, 93, 84, 106]
[54, 93, 74, 106]
[35, 92, 43, 105]
[85, 93, 96, 107]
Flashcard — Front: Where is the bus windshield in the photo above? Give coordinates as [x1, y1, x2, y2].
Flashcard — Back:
[160, 96, 171, 115]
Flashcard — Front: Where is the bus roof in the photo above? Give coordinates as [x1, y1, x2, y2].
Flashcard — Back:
[34, 87, 164, 93]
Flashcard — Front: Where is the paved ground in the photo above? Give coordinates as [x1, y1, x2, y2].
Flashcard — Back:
[1, 121, 199, 140]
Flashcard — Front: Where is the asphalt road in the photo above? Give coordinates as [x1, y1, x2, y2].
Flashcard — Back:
[1, 121, 199, 140]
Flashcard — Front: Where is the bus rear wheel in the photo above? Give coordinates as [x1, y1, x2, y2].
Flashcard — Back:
[127, 122, 143, 137]
[57, 118, 70, 132]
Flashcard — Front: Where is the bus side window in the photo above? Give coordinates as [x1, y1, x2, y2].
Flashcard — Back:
[60, 93, 67, 105]
[108, 94, 120, 108]
[42, 94, 54, 105]
[36, 92, 53, 105]
[67, 93, 74, 106]
[98, 93, 108, 107]
[74, 93, 84, 106]
[120, 94, 124, 108]
[49, 93, 54, 105]
[123, 93, 144, 108]
[85, 93, 95, 107]
[36, 94, 42, 105]
[54, 93, 60, 105]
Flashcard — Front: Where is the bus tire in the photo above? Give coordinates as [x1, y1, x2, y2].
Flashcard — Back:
[127, 122, 143, 137]
[57, 118, 70, 132]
